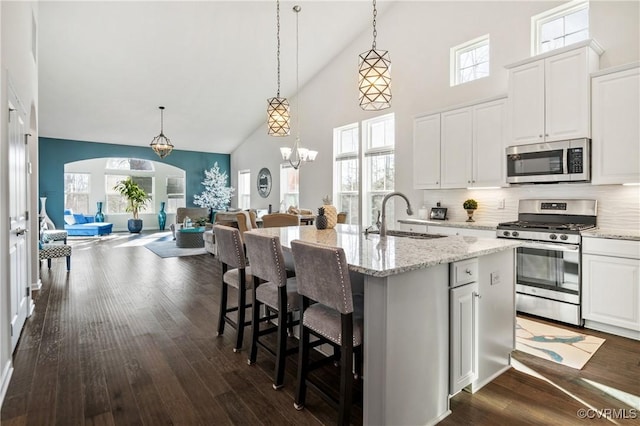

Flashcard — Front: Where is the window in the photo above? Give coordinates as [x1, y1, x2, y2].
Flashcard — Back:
[363, 114, 395, 226]
[237, 170, 251, 210]
[450, 35, 490, 86]
[166, 176, 185, 213]
[280, 164, 299, 210]
[333, 114, 395, 227]
[334, 124, 360, 225]
[532, 1, 589, 55]
[105, 175, 154, 214]
[105, 158, 154, 171]
[64, 173, 90, 213]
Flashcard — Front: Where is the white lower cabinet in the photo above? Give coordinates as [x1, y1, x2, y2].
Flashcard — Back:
[450, 260, 479, 394]
[398, 222, 428, 233]
[450, 250, 515, 395]
[432, 225, 496, 239]
[582, 237, 640, 340]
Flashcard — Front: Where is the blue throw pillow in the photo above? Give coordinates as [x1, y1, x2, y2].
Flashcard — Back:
[73, 214, 87, 224]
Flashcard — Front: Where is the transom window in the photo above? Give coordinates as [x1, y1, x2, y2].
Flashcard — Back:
[105, 158, 154, 171]
[450, 35, 490, 86]
[532, 1, 589, 55]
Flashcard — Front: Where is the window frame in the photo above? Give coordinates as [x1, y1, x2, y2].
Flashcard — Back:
[531, 0, 589, 55]
[237, 169, 251, 210]
[279, 163, 299, 210]
[165, 175, 185, 214]
[333, 123, 360, 225]
[450, 34, 490, 87]
[64, 172, 91, 214]
[105, 174, 155, 215]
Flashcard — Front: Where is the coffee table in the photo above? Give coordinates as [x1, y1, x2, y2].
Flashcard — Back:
[175, 227, 205, 248]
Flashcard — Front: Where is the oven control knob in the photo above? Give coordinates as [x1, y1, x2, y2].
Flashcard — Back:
[560, 234, 568, 240]
[549, 234, 558, 240]
[512, 231, 519, 237]
[502, 231, 511, 237]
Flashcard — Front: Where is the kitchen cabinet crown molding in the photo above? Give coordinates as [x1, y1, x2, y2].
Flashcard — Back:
[505, 39, 603, 70]
[591, 61, 640, 78]
[413, 94, 507, 120]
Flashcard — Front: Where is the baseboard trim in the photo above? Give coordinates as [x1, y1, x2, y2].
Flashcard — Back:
[469, 364, 511, 393]
[584, 320, 640, 341]
[0, 360, 14, 407]
[32, 279, 42, 292]
[426, 409, 452, 426]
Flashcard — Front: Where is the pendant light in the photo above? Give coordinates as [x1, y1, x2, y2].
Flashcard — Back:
[358, 0, 391, 111]
[150, 106, 174, 159]
[280, 5, 317, 169]
[267, 0, 290, 136]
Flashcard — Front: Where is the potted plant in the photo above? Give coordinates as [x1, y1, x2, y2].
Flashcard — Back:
[463, 199, 478, 222]
[113, 177, 150, 233]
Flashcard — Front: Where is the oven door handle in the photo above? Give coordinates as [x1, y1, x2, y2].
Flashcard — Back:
[522, 241, 580, 252]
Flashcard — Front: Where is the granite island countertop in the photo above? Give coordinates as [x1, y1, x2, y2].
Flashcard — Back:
[249, 224, 520, 277]
[582, 228, 640, 241]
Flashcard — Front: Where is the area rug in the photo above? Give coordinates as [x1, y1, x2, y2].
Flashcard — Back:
[516, 317, 605, 370]
[144, 235, 208, 258]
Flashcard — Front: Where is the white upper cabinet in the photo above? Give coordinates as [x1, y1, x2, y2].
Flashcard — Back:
[413, 113, 441, 189]
[472, 99, 506, 187]
[506, 40, 602, 146]
[441, 108, 473, 188]
[591, 64, 640, 185]
[439, 98, 507, 189]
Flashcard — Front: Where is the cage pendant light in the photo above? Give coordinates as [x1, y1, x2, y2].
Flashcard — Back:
[150, 106, 174, 159]
[267, 0, 290, 136]
[358, 0, 391, 111]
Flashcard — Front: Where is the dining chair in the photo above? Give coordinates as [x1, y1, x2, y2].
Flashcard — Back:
[262, 213, 300, 228]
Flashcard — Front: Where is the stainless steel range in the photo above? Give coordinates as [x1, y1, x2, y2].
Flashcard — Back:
[497, 199, 597, 325]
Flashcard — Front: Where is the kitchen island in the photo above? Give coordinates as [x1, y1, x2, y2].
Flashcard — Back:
[249, 224, 520, 425]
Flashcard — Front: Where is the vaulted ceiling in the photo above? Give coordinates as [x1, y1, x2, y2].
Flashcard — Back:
[38, 1, 390, 154]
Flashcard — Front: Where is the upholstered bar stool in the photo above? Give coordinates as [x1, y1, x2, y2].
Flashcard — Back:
[39, 243, 72, 271]
[213, 225, 253, 352]
[243, 232, 300, 389]
[290, 239, 364, 426]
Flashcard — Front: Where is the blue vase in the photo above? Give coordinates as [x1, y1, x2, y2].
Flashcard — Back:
[158, 201, 167, 230]
[95, 201, 105, 222]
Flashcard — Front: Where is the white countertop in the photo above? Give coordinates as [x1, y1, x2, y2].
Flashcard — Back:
[582, 228, 640, 242]
[249, 224, 520, 277]
[398, 218, 500, 231]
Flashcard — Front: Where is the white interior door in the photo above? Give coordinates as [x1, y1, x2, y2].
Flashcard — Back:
[8, 85, 29, 351]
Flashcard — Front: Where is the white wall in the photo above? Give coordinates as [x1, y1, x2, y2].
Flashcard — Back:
[231, 1, 640, 231]
[1, 0, 39, 405]
[65, 158, 185, 232]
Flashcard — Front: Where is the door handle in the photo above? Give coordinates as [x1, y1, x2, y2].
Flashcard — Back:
[15, 228, 27, 236]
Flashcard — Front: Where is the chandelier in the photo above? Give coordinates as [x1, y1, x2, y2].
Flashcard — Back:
[150, 106, 174, 159]
[280, 5, 317, 169]
[358, 0, 391, 111]
[267, 0, 290, 136]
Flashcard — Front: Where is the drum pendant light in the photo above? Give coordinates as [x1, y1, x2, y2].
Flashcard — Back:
[358, 0, 391, 111]
[267, 0, 291, 136]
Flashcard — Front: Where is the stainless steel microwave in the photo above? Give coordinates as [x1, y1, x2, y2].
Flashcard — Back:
[506, 139, 590, 184]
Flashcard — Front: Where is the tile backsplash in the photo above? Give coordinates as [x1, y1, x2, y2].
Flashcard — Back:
[418, 184, 640, 231]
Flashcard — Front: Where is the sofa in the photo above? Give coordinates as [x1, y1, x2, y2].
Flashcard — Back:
[63, 210, 113, 236]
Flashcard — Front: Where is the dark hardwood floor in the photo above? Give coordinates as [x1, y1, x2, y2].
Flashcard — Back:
[2, 232, 638, 425]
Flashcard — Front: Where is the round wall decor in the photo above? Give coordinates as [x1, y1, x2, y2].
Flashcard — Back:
[257, 167, 272, 198]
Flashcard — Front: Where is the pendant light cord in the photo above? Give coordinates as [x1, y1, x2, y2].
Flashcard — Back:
[291, 5, 302, 169]
[159, 106, 165, 135]
[372, 0, 377, 49]
[276, 0, 281, 97]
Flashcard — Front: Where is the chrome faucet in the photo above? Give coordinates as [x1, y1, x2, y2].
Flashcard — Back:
[379, 191, 414, 237]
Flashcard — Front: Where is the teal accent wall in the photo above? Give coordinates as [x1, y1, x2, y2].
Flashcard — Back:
[39, 137, 230, 228]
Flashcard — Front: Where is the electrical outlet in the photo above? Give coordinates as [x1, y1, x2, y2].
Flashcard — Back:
[498, 199, 505, 209]
[490, 271, 500, 285]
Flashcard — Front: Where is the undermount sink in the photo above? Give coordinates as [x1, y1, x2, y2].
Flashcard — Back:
[366, 229, 446, 240]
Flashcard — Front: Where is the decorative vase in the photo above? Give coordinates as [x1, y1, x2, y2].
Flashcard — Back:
[128, 219, 143, 233]
[466, 209, 476, 222]
[95, 201, 105, 222]
[316, 207, 328, 230]
[40, 196, 55, 230]
[158, 201, 167, 230]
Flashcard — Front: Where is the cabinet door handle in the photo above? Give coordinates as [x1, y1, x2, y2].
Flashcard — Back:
[473, 292, 481, 299]
[465, 269, 472, 275]
[539, 134, 543, 138]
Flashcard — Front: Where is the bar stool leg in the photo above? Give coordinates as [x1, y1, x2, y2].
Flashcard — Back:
[66, 256, 71, 271]
[339, 314, 354, 426]
[274, 296, 288, 389]
[248, 287, 260, 365]
[217, 275, 228, 337]
[233, 270, 247, 352]
[294, 297, 310, 410]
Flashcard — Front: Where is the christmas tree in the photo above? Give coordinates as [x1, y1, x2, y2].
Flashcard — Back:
[193, 162, 235, 210]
